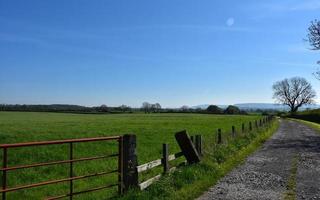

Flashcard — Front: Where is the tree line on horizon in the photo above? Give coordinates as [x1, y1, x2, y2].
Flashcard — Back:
[0, 103, 253, 115]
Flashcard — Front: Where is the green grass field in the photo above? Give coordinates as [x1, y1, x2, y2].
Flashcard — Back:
[0, 112, 263, 199]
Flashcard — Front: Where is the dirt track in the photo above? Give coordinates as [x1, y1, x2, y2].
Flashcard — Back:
[197, 120, 320, 200]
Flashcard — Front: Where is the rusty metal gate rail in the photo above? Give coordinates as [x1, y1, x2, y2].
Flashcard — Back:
[0, 136, 123, 200]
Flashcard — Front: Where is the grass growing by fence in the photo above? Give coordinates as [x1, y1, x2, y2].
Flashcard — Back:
[118, 118, 279, 200]
[0, 112, 262, 199]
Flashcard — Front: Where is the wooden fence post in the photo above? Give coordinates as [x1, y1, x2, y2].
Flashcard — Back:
[195, 135, 202, 156]
[255, 120, 258, 129]
[232, 126, 235, 137]
[175, 130, 201, 164]
[259, 119, 262, 127]
[118, 136, 123, 195]
[162, 144, 169, 173]
[122, 134, 138, 192]
[249, 122, 252, 131]
[242, 123, 245, 133]
[190, 136, 194, 144]
[217, 129, 222, 144]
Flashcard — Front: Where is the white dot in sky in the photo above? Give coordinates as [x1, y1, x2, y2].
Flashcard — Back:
[226, 18, 235, 26]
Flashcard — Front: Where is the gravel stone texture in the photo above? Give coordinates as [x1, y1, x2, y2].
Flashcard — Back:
[197, 120, 320, 200]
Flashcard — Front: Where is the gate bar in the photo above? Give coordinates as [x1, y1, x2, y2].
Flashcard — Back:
[0, 136, 120, 148]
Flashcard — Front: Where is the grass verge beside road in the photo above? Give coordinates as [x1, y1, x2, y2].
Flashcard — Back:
[289, 118, 320, 132]
[118, 119, 279, 200]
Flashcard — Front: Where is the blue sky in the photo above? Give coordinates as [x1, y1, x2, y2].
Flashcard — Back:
[1, 0, 320, 107]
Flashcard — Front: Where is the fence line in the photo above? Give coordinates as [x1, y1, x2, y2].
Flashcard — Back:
[135, 115, 273, 190]
[0, 115, 274, 198]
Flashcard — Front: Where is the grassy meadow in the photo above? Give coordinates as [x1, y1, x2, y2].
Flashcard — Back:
[0, 112, 264, 199]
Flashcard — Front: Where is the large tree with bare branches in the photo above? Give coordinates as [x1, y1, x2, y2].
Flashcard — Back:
[272, 77, 316, 113]
[307, 20, 320, 79]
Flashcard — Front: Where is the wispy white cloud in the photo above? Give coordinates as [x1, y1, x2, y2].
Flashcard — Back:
[290, 1, 320, 11]
[0, 33, 46, 45]
[252, 0, 320, 12]
[0, 31, 218, 62]
[83, 24, 254, 33]
[244, 0, 320, 21]
[0, 15, 254, 38]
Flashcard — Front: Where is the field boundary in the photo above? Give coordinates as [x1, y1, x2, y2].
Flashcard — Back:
[0, 115, 274, 199]
[125, 116, 274, 191]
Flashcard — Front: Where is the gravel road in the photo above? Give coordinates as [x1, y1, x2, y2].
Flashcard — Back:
[197, 120, 320, 200]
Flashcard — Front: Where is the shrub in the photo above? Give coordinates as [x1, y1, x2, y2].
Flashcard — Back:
[224, 105, 241, 114]
[206, 105, 223, 114]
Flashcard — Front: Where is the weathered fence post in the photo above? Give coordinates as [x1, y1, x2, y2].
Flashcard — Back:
[259, 119, 262, 127]
[122, 134, 138, 192]
[242, 123, 245, 133]
[195, 135, 202, 156]
[190, 136, 195, 144]
[249, 122, 252, 131]
[217, 129, 222, 144]
[255, 120, 258, 129]
[232, 126, 235, 137]
[175, 130, 201, 164]
[162, 144, 169, 173]
[118, 136, 123, 195]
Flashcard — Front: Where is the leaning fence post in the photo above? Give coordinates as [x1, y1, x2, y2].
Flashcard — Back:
[162, 144, 169, 173]
[175, 130, 201, 164]
[190, 136, 195, 144]
[122, 134, 138, 192]
[195, 135, 202, 156]
[217, 129, 222, 144]
[232, 126, 235, 137]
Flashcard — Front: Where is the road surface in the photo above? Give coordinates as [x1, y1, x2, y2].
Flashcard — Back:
[197, 120, 320, 200]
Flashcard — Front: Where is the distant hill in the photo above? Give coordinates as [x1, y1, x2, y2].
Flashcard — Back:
[191, 104, 228, 109]
[192, 103, 320, 111]
[234, 103, 287, 110]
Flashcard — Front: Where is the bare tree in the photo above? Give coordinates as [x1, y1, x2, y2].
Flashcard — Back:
[99, 104, 108, 112]
[307, 20, 320, 79]
[154, 103, 161, 112]
[307, 20, 320, 51]
[180, 105, 189, 112]
[119, 104, 130, 112]
[272, 77, 316, 113]
[142, 102, 151, 113]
